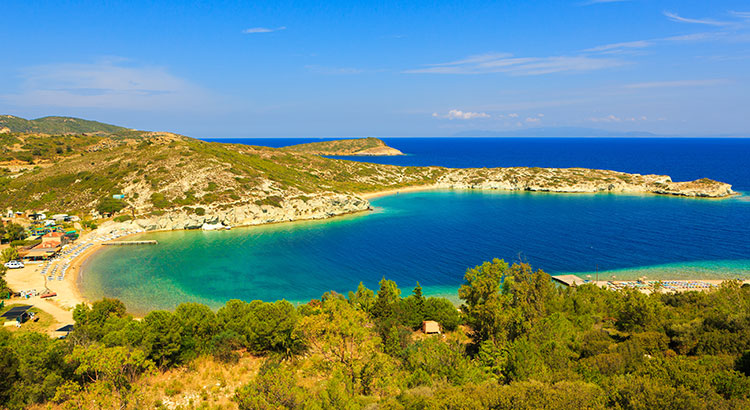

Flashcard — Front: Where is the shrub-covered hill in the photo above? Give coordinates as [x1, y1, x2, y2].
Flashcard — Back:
[0, 117, 735, 224]
[0, 132, 441, 217]
[282, 137, 404, 156]
[0, 115, 134, 135]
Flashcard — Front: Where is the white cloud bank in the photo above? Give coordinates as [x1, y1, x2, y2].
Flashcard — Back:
[432, 109, 490, 120]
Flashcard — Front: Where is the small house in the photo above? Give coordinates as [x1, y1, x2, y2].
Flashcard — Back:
[422, 320, 442, 335]
[39, 232, 66, 248]
[2, 305, 33, 326]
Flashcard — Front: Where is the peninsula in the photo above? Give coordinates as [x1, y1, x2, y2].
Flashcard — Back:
[0, 116, 735, 233]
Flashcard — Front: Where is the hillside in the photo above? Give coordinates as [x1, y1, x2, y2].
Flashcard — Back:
[282, 137, 404, 156]
[0, 115, 134, 135]
[0, 119, 735, 231]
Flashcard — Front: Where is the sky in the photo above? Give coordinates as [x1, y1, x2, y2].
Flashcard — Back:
[1, 0, 749, 137]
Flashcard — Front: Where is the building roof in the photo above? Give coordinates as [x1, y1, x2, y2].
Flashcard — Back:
[24, 247, 59, 257]
[422, 320, 441, 334]
[56, 324, 75, 332]
[1, 305, 32, 320]
[43, 232, 65, 238]
[551, 275, 587, 287]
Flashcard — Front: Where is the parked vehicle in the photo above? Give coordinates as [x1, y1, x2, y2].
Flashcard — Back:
[4, 260, 25, 269]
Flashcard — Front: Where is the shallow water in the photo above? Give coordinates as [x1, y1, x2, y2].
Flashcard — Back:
[82, 190, 750, 314]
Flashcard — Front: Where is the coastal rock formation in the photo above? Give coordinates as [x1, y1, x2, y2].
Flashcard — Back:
[434, 167, 734, 198]
[111, 193, 369, 231]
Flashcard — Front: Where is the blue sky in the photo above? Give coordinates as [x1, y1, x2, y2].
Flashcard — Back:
[1, 0, 749, 137]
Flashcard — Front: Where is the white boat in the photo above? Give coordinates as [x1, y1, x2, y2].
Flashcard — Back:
[201, 223, 225, 231]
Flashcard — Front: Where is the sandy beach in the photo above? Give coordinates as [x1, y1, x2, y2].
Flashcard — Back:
[3, 228, 143, 331]
[360, 184, 442, 199]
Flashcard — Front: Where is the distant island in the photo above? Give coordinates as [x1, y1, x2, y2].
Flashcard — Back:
[453, 127, 658, 137]
[282, 137, 404, 156]
[0, 115, 735, 233]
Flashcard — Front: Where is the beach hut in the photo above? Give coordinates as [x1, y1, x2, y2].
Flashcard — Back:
[2, 305, 33, 326]
[422, 320, 442, 335]
[54, 324, 74, 339]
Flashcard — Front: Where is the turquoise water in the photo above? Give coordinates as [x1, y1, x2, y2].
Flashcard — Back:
[82, 190, 750, 314]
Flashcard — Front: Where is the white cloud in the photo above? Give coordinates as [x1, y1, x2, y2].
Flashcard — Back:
[0, 59, 216, 111]
[624, 79, 727, 89]
[589, 115, 622, 123]
[508, 113, 519, 118]
[242, 26, 286, 34]
[589, 114, 649, 123]
[525, 117, 541, 123]
[663, 12, 732, 27]
[584, 40, 652, 53]
[731, 11, 750, 19]
[406, 53, 623, 75]
[432, 109, 490, 120]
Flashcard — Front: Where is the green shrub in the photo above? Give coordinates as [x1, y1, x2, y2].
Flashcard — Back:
[150, 193, 171, 209]
[97, 197, 126, 215]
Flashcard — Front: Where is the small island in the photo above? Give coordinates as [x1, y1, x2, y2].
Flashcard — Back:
[282, 136, 405, 156]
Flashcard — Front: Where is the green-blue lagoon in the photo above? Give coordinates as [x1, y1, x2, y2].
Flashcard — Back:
[81, 190, 750, 314]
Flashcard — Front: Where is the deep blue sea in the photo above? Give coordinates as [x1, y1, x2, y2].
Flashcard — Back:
[82, 138, 750, 313]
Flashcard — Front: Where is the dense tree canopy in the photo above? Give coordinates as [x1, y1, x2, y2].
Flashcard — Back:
[1, 259, 750, 409]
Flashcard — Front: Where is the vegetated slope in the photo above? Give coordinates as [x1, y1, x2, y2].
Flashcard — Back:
[0, 115, 134, 135]
[0, 132, 439, 216]
[0, 121, 735, 224]
[282, 137, 404, 156]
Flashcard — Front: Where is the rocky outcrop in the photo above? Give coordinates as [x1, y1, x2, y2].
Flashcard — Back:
[115, 193, 370, 232]
[433, 167, 734, 198]
[96, 167, 734, 234]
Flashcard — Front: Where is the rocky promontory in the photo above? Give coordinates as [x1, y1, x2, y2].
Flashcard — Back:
[436, 167, 735, 198]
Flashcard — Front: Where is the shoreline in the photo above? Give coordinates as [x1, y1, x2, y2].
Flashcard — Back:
[23, 186, 746, 321]
[359, 184, 442, 199]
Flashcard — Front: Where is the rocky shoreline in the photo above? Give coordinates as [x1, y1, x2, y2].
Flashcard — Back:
[101, 166, 734, 233]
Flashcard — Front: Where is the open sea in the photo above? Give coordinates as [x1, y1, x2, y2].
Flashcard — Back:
[81, 138, 750, 314]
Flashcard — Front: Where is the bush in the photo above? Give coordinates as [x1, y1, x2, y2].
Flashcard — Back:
[97, 197, 125, 215]
[150, 193, 171, 209]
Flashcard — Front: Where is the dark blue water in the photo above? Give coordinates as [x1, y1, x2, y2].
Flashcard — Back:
[82, 138, 750, 313]
[207, 137, 750, 192]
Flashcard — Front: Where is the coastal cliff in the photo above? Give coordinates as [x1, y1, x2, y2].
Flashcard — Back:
[108, 193, 370, 231]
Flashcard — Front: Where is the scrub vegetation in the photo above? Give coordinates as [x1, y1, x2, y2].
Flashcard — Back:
[0, 117, 733, 220]
[2, 259, 750, 409]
